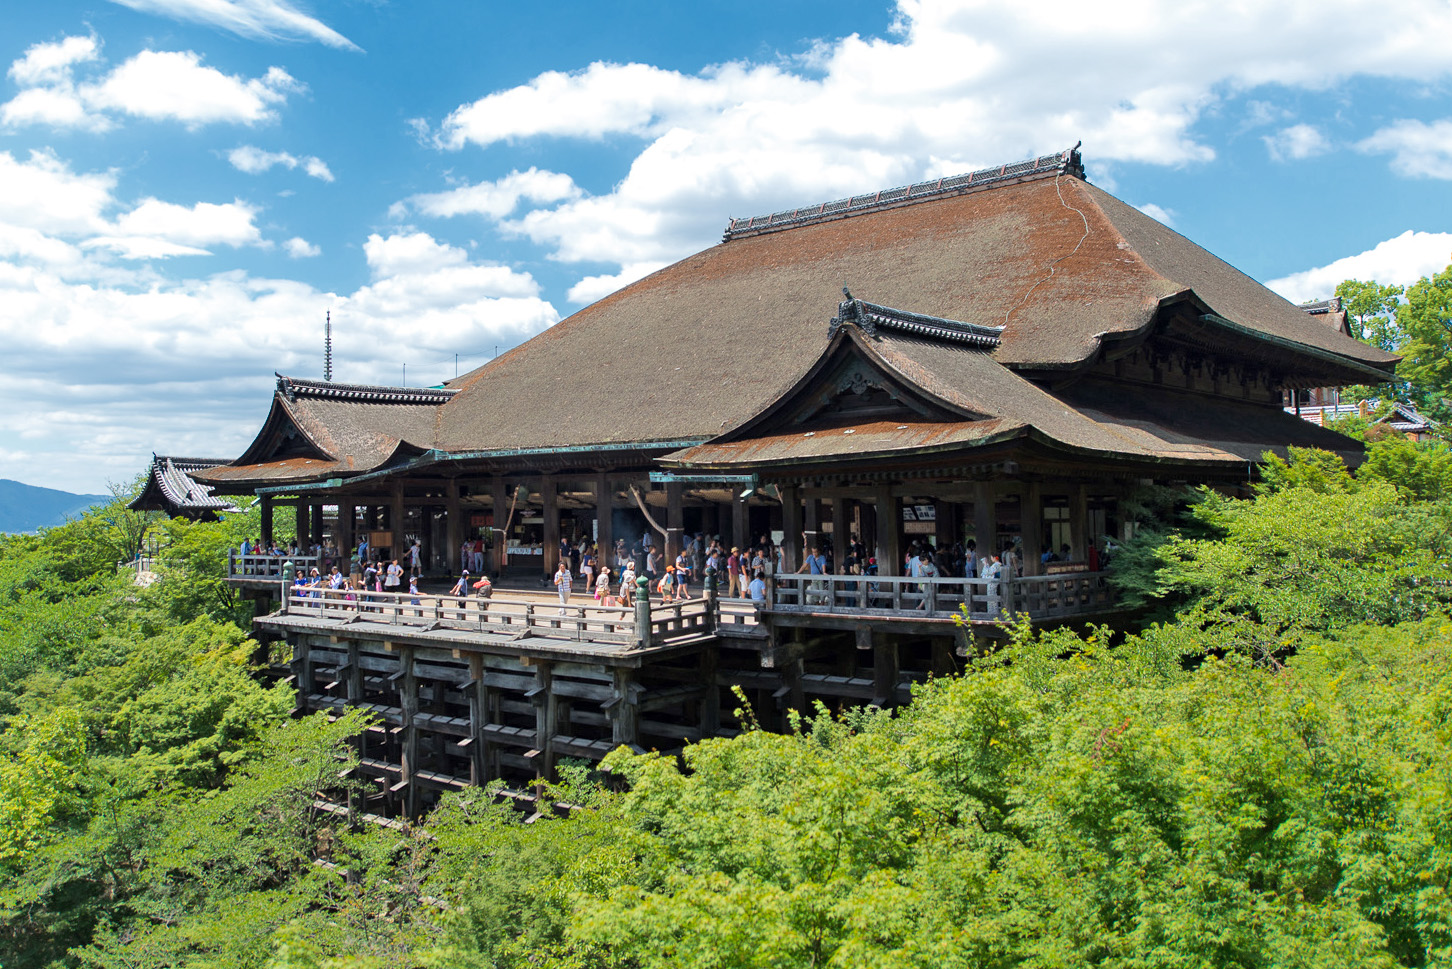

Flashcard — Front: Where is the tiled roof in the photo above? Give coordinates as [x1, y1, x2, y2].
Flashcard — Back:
[436, 150, 1395, 455]
[130, 455, 240, 515]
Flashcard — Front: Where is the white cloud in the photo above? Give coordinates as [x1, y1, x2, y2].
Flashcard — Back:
[1267, 230, 1452, 303]
[8, 35, 100, 86]
[285, 236, 320, 258]
[0, 150, 116, 236]
[418, 0, 1452, 292]
[108, 0, 361, 51]
[1358, 119, 1452, 179]
[1134, 203, 1175, 227]
[114, 198, 262, 248]
[406, 168, 581, 220]
[0, 226, 558, 490]
[565, 262, 666, 305]
[3, 44, 303, 131]
[302, 156, 332, 181]
[1264, 123, 1331, 161]
[83, 52, 300, 127]
[228, 144, 334, 180]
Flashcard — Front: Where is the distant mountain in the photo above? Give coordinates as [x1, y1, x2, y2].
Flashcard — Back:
[0, 479, 111, 534]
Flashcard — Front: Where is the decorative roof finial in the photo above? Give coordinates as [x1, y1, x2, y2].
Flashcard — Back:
[323, 310, 333, 382]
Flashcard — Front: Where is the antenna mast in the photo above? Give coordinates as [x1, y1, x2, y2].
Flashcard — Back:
[323, 310, 334, 382]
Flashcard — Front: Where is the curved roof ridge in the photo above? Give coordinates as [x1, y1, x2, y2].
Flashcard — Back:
[276, 374, 456, 405]
[723, 144, 1085, 242]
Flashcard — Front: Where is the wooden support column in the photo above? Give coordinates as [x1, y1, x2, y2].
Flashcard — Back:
[492, 476, 508, 573]
[665, 482, 684, 566]
[973, 483, 996, 559]
[1022, 482, 1044, 577]
[309, 502, 324, 546]
[445, 481, 461, 574]
[873, 486, 900, 576]
[532, 660, 557, 779]
[260, 495, 274, 545]
[466, 654, 488, 786]
[542, 476, 559, 577]
[699, 647, 720, 739]
[872, 637, 899, 708]
[1070, 483, 1089, 563]
[390, 482, 405, 557]
[399, 646, 420, 817]
[291, 637, 310, 715]
[732, 496, 749, 551]
[830, 497, 849, 552]
[780, 485, 802, 573]
[801, 494, 822, 560]
[345, 640, 364, 759]
[293, 499, 307, 544]
[595, 474, 613, 563]
[338, 502, 355, 572]
[609, 668, 640, 747]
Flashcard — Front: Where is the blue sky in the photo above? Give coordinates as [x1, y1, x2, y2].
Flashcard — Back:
[2, 0, 1451, 492]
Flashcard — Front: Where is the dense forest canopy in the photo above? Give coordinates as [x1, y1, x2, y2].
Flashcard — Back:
[5, 261, 1452, 967]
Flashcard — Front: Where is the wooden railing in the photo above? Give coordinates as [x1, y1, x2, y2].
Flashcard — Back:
[770, 571, 1114, 621]
[277, 586, 716, 647]
[228, 553, 321, 579]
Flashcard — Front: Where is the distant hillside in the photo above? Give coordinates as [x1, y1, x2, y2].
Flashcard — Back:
[0, 479, 110, 534]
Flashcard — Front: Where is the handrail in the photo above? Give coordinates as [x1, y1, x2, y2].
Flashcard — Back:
[229, 552, 321, 578]
[277, 586, 718, 646]
[770, 571, 1113, 620]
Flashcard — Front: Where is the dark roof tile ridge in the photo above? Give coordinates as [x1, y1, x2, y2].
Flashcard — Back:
[829, 291, 1002, 349]
[153, 455, 235, 469]
[723, 143, 1085, 242]
[276, 374, 457, 405]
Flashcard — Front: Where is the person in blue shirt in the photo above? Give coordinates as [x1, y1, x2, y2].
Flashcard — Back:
[748, 569, 767, 604]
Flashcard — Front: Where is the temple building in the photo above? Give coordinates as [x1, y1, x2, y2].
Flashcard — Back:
[130, 454, 240, 521]
[179, 147, 1396, 806]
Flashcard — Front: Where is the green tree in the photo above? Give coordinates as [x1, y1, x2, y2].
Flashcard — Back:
[1336, 278, 1405, 352]
[1395, 262, 1452, 422]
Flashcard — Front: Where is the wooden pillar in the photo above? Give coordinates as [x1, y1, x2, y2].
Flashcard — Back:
[466, 654, 487, 786]
[801, 494, 821, 561]
[872, 637, 899, 708]
[532, 660, 557, 779]
[309, 502, 324, 546]
[873, 486, 899, 576]
[780, 485, 802, 573]
[732, 496, 749, 552]
[338, 502, 355, 571]
[390, 483, 405, 558]
[1070, 483, 1089, 563]
[665, 482, 684, 565]
[293, 499, 307, 544]
[398, 646, 420, 817]
[492, 476, 508, 573]
[595, 474, 613, 564]
[699, 647, 720, 739]
[973, 483, 996, 560]
[609, 668, 640, 747]
[445, 481, 461, 574]
[542, 476, 559, 577]
[1022, 482, 1043, 577]
[830, 497, 849, 553]
[260, 495, 274, 545]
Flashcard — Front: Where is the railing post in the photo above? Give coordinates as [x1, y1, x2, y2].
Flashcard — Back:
[704, 566, 718, 634]
[765, 573, 776, 608]
[634, 574, 652, 647]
